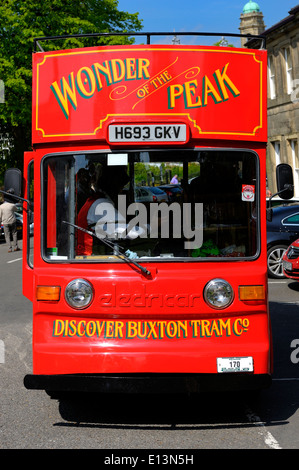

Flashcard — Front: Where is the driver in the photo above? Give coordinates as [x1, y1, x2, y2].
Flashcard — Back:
[76, 164, 134, 256]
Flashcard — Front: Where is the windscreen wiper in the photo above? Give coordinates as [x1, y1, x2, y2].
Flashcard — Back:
[62, 221, 151, 276]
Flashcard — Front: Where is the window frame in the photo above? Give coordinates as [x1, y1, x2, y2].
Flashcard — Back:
[282, 46, 293, 95]
[268, 54, 276, 99]
[40, 148, 261, 264]
[27, 160, 34, 269]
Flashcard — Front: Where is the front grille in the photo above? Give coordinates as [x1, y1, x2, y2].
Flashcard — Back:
[287, 246, 299, 260]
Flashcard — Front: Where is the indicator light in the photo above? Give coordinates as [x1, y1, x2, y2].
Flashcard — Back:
[36, 286, 61, 301]
[239, 285, 265, 301]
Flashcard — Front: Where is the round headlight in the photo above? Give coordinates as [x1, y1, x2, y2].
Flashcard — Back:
[65, 279, 94, 309]
[204, 278, 234, 309]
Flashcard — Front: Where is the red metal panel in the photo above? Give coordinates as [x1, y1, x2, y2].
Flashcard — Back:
[32, 45, 267, 145]
[33, 312, 271, 375]
[31, 256, 270, 376]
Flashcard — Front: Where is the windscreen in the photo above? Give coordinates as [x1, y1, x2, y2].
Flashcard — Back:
[42, 150, 258, 262]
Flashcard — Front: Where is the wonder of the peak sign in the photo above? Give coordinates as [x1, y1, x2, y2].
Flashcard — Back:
[32, 44, 267, 144]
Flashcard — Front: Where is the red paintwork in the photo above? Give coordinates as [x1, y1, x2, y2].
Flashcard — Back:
[283, 239, 299, 280]
[23, 44, 270, 383]
[32, 45, 267, 145]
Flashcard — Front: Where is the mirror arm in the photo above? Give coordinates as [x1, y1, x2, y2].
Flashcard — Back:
[0, 189, 33, 208]
[269, 184, 294, 205]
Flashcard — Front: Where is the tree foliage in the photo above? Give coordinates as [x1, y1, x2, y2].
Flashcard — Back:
[0, 0, 143, 174]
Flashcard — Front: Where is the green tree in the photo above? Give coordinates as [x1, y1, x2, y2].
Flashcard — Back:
[0, 0, 143, 174]
[213, 38, 234, 47]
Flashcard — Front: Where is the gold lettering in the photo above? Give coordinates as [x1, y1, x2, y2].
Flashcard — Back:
[203, 75, 222, 106]
[177, 321, 188, 338]
[53, 319, 64, 336]
[115, 321, 124, 338]
[214, 63, 240, 100]
[50, 72, 78, 119]
[110, 59, 126, 83]
[105, 320, 114, 337]
[96, 321, 106, 337]
[127, 321, 138, 338]
[76, 66, 96, 97]
[218, 319, 232, 336]
[137, 58, 150, 79]
[147, 321, 158, 339]
[201, 320, 212, 337]
[77, 320, 85, 336]
[190, 320, 201, 337]
[125, 58, 137, 79]
[184, 80, 202, 108]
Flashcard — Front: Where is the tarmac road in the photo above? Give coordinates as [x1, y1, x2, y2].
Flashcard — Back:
[1, 239, 299, 451]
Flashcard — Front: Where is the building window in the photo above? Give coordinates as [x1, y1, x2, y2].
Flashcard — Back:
[274, 141, 281, 166]
[268, 55, 276, 99]
[283, 47, 293, 95]
[289, 139, 299, 196]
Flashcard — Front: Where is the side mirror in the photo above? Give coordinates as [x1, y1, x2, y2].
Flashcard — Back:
[276, 163, 294, 200]
[1, 168, 32, 208]
[0, 168, 33, 207]
[0, 168, 22, 204]
[4, 168, 22, 198]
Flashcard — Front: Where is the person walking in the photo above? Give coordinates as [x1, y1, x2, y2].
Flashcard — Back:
[0, 189, 20, 252]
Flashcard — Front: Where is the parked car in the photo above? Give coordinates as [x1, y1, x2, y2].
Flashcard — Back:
[158, 184, 183, 202]
[267, 204, 299, 278]
[15, 212, 34, 236]
[135, 186, 168, 203]
[282, 238, 299, 280]
[266, 197, 299, 208]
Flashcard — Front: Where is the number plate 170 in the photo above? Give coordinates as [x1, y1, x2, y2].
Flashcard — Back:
[217, 357, 253, 373]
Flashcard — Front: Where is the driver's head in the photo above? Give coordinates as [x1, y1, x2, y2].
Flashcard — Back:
[96, 165, 129, 200]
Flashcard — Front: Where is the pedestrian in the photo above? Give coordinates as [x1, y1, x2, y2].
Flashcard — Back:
[170, 174, 178, 184]
[0, 189, 20, 252]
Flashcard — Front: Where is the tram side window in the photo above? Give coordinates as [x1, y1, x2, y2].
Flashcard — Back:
[43, 150, 258, 261]
[43, 158, 73, 259]
[27, 161, 34, 268]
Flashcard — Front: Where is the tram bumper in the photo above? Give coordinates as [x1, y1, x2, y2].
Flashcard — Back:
[24, 372, 271, 394]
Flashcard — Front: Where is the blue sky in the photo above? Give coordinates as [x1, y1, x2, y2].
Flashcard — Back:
[117, 0, 298, 46]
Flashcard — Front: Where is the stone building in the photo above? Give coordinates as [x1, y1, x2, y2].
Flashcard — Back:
[239, 0, 266, 46]
[240, 3, 299, 197]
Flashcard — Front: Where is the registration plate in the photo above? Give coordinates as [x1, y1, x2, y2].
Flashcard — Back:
[108, 124, 187, 143]
[217, 357, 253, 373]
[283, 260, 292, 271]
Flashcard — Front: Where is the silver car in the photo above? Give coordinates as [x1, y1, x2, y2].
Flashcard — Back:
[135, 186, 168, 203]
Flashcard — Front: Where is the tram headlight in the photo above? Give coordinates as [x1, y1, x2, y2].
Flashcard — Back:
[65, 279, 94, 309]
[203, 279, 234, 309]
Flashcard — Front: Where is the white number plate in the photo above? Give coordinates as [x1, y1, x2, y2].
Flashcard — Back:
[217, 357, 253, 373]
[283, 260, 292, 271]
[108, 124, 187, 143]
